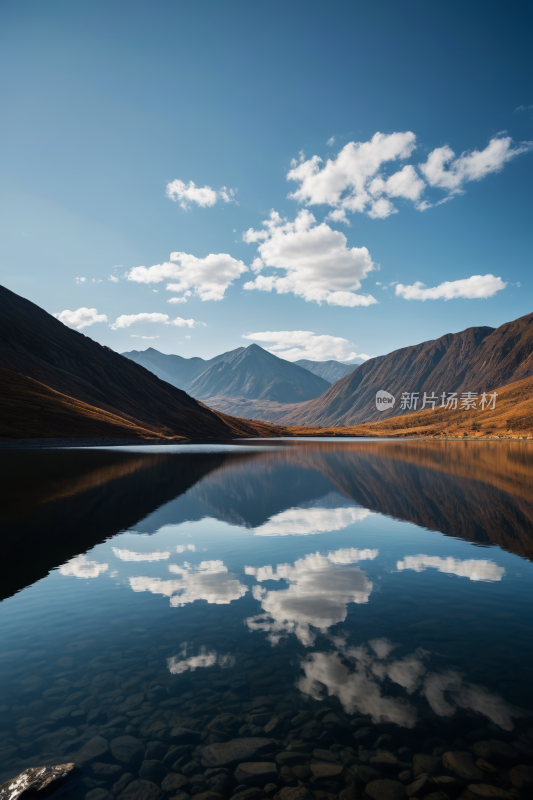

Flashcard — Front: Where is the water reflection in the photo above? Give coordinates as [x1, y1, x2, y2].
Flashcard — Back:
[253, 503, 372, 536]
[58, 554, 108, 578]
[397, 554, 505, 581]
[245, 548, 377, 645]
[130, 560, 248, 606]
[167, 645, 236, 674]
[299, 640, 525, 730]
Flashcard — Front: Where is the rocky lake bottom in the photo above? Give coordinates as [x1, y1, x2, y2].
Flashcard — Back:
[1, 440, 533, 800]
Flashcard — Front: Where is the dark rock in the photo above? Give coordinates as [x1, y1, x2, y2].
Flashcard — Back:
[423, 794, 450, 800]
[200, 739, 275, 768]
[466, 785, 512, 798]
[442, 752, 484, 780]
[366, 779, 407, 800]
[278, 767, 297, 787]
[275, 753, 309, 768]
[406, 774, 428, 797]
[145, 743, 167, 761]
[75, 737, 110, 765]
[339, 786, 357, 800]
[91, 763, 123, 778]
[509, 764, 533, 788]
[117, 780, 162, 800]
[191, 794, 224, 800]
[163, 746, 193, 767]
[472, 741, 519, 764]
[85, 790, 110, 800]
[398, 771, 412, 784]
[181, 763, 202, 778]
[234, 764, 278, 786]
[370, 751, 399, 766]
[349, 765, 380, 784]
[169, 729, 202, 745]
[167, 793, 190, 800]
[138, 762, 167, 783]
[161, 774, 190, 793]
[110, 736, 145, 769]
[413, 754, 441, 776]
[310, 763, 344, 780]
[273, 788, 313, 800]
[263, 784, 277, 795]
[112, 774, 135, 796]
[290, 766, 311, 781]
[353, 727, 374, 742]
[0, 763, 82, 800]
[312, 749, 337, 762]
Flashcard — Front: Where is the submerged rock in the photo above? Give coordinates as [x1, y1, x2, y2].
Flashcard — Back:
[467, 785, 513, 798]
[117, 779, 162, 800]
[509, 764, 533, 788]
[75, 736, 109, 765]
[0, 763, 82, 800]
[110, 736, 145, 769]
[442, 751, 484, 780]
[234, 763, 278, 786]
[365, 779, 406, 800]
[472, 741, 518, 763]
[200, 739, 275, 768]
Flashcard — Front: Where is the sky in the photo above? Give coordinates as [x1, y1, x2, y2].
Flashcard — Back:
[1, 0, 532, 363]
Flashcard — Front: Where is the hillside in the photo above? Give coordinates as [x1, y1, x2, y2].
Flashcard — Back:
[186, 343, 330, 402]
[0, 285, 284, 440]
[295, 358, 362, 383]
[280, 311, 533, 426]
[289, 373, 533, 439]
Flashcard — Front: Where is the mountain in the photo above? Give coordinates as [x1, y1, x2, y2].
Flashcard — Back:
[280, 311, 533, 426]
[186, 343, 330, 402]
[123, 344, 331, 403]
[122, 346, 245, 391]
[295, 358, 362, 383]
[0, 284, 283, 440]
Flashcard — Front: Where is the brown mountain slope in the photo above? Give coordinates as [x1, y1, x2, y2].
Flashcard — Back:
[0, 284, 283, 439]
[290, 372, 533, 438]
[0, 366, 177, 440]
[279, 311, 533, 426]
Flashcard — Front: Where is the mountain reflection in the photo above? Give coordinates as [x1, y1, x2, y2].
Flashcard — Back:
[3, 439, 533, 600]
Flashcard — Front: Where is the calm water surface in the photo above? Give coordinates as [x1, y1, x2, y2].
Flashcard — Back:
[1, 439, 533, 796]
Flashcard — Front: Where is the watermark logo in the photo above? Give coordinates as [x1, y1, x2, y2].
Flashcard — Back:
[376, 390, 395, 411]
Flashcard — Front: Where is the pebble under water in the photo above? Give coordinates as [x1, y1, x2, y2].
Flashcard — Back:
[1, 440, 533, 800]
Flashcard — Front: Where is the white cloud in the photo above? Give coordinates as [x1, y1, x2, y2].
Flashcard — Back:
[397, 555, 505, 582]
[243, 329, 370, 361]
[76, 277, 86, 284]
[245, 548, 376, 646]
[327, 136, 336, 146]
[127, 252, 248, 301]
[516, 105, 533, 112]
[176, 544, 196, 553]
[59, 555, 108, 579]
[54, 307, 108, 329]
[166, 179, 236, 209]
[109, 275, 119, 283]
[130, 335, 160, 339]
[110, 312, 203, 330]
[287, 132, 420, 220]
[112, 547, 171, 562]
[242, 210, 377, 306]
[420, 135, 533, 194]
[129, 560, 247, 606]
[253, 507, 373, 536]
[395, 274, 507, 301]
[167, 645, 236, 674]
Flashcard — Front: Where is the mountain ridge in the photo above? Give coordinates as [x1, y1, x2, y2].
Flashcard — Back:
[294, 358, 362, 383]
[0, 284, 283, 440]
[279, 312, 533, 426]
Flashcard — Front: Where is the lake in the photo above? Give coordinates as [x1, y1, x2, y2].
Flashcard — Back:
[1, 439, 533, 799]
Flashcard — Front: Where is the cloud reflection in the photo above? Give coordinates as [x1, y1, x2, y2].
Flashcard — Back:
[58, 555, 108, 578]
[397, 555, 505, 582]
[254, 506, 372, 536]
[112, 547, 171, 561]
[299, 638, 524, 731]
[245, 548, 377, 645]
[167, 644, 236, 674]
[129, 560, 247, 606]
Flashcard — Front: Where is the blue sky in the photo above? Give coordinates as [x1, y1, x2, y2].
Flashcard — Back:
[1, 0, 532, 362]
